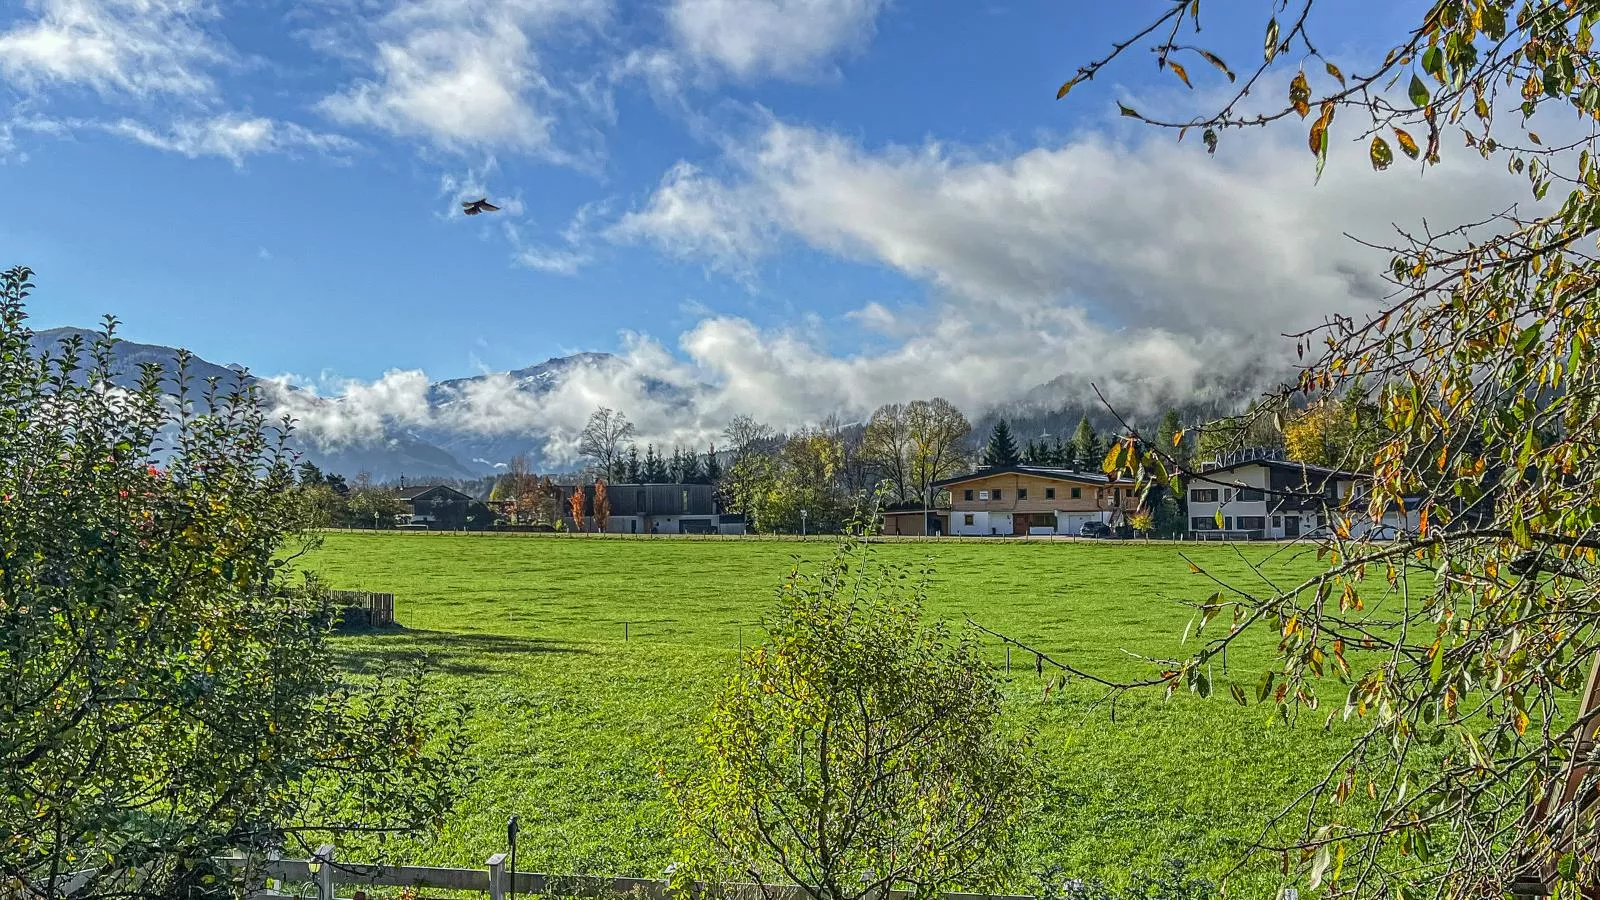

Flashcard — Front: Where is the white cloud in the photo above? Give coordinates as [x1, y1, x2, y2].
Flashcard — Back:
[609, 160, 774, 277]
[513, 246, 590, 274]
[319, 0, 609, 155]
[666, 0, 888, 81]
[106, 114, 356, 164]
[0, 0, 228, 98]
[274, 121, 1540, 466]
[615, 120, 1528, 339]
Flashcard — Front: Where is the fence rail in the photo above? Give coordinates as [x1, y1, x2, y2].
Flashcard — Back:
[219, 848, 1036, 900]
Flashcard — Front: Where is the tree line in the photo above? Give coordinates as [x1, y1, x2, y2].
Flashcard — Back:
[289, 383, 1391, 535]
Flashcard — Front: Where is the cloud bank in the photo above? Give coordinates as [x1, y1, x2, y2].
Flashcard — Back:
[275, 119, 1535, 465]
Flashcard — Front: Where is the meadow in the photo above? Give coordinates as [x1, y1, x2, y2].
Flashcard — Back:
[305, 532, 1380, 893]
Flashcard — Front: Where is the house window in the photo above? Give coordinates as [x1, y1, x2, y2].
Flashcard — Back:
[1225, 517, 1234, 530]
[963, 514, 975, 526]
[979, 490, 989, 500]
[1190, 517, 1217, 531]
[1238, 488, 1265, 502]
[1237, 516, 1267, 530]
[993, 489, 1003, 501]
[1190, 489, 1218, 503]
[964, 489, 974, 501]
[1071, 487, 1082, 499]
[1224, 488, 1234, 502]
[1045, 487, 1056, 500]
[1272, 516, 1282, 528]
[1017, 488, 1028, 500]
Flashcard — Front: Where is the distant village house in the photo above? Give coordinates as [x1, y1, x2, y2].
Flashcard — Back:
[1182, 449, 1414, 540]
[935, 466, 1141, 536]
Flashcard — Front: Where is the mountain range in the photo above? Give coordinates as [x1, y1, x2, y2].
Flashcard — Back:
[28, 326, 1280, 481]
[27, 327, 639, 480]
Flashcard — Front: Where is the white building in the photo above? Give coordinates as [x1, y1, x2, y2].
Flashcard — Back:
[1184, 450, 1413, 540]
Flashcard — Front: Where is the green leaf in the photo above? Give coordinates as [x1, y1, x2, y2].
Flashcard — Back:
[1117, 102, 1140, 118]
[1429, 639, 1444, 683]
[1370, 136, 1394, 171]
[1559, 853, 1579, 881]
[1515, 324, 1543, 355]
[1409, 73, 1431, 107]
[1214, 508, 1224, 528]
[1257, 670, 1275, 702]
[1421, 46, 1444, 79]
[1228, 681, 1247, 706]
[1482, 3, 1506, 39]
[1264, 17, 1280, 62]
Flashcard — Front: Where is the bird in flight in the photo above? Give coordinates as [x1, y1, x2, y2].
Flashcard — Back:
[462, 198, 501, 216]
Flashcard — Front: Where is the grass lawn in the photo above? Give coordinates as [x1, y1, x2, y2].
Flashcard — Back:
[304, 532, 1384, 893]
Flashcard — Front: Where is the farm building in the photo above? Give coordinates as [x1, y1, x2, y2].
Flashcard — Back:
[935, 466, 1141, 536]
[395, 485, 496, 529]
[880, 503, 949, 536]
[557, 482, 747, 535]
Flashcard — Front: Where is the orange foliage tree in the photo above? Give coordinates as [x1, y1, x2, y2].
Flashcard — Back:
[568, 485, 586, 532]
[593, 479, 611, 532]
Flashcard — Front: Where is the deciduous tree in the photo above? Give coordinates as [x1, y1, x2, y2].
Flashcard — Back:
[0, 267, 469, 900]
[666, 536, 1033, 900]
[568, 483, 586, 531]
[907, 398, 970, 506]
[593, 479, 611, 532]
[1053, 4, 1600, 895]
[578, 407, 635, 480]
[862, 403, 914, 502]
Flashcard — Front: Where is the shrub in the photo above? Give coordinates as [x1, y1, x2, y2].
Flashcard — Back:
[665, 534, 1034, 900]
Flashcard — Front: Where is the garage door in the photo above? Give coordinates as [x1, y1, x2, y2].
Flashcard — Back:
[1059, 513, 1096, 533]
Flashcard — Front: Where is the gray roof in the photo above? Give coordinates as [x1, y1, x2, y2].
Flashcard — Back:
[934, 465, 1115, 489]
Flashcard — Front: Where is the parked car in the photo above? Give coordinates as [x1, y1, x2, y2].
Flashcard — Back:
[1079, 521, 1113, 538]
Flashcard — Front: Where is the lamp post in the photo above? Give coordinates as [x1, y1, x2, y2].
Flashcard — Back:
[800, 508, 808, 538]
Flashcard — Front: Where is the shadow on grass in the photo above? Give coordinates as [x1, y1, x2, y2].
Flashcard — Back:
[336, 629, 590, 676]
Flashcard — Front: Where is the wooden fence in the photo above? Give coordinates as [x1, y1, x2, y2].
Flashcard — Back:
[329, 590, 395, 628]
[219, 847, 1036, 900]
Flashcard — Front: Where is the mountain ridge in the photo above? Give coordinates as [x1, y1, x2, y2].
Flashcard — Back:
[27, 325, 1277, 482]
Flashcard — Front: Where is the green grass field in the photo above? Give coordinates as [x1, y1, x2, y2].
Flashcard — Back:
[305, 532, 1375, 893]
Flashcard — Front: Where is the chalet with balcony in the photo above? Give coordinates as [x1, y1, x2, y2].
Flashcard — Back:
[1183, 449, 1413, 540]
[934, 466, 1140, 536]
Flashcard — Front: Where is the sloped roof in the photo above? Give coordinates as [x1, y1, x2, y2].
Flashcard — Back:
[1194, 458, 1367, 482]
[933, 465, 1118, 489]
[395, 485, 472, 501]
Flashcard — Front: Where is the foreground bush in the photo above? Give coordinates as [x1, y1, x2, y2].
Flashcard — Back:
[666, 533, 1033, 900]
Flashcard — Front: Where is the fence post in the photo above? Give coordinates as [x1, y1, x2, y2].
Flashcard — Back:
[487, 853, 507, 900]
[313, 844, 335, 900]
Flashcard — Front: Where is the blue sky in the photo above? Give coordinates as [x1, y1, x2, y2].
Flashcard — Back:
[0, 0, 1516, 440]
